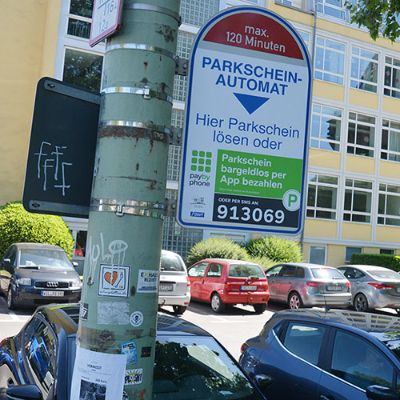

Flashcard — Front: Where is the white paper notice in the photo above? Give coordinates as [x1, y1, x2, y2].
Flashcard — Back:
[70, 346, 127, 400]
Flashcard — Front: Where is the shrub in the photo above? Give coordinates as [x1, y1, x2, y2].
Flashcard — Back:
[247, 255, 276, 270]
[186, 238, 249, 266]
[351, 253, 400, 272]
[245, 236, 302, 263]
[0, 202, 74, 257]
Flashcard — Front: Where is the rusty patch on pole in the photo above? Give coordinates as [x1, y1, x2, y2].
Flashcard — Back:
[99, 126, 169, 144]
[156, 25, 176, 42]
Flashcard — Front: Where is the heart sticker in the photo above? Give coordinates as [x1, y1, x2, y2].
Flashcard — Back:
[104, 270, 119, 286]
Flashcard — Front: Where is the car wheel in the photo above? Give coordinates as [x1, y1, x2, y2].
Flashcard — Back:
[253, 303, 267, 314]
[288, 292, 302, 310]
[7, 287, 17, 310]
[354, 293, 369, 312]
[211, 293, 225, 313]
[172, 305, 187, 315]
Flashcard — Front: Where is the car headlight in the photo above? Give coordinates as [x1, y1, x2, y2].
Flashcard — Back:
[72, 279, 82, 288]
[16, 278, 31, 286]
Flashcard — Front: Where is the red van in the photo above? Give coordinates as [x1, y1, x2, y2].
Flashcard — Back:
[187, 259, 269, 314]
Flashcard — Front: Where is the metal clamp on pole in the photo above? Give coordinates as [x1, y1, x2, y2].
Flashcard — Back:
[91, 198, 166, 219]
[102, 86, 173, 104]
[124, 2, 181, 24]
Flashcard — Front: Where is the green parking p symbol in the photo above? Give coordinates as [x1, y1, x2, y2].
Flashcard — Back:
[283, 190, 301, 211]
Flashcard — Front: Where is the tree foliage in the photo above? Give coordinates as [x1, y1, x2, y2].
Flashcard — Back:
[0, 202, 74, 258]
[347, 0, 400, 41]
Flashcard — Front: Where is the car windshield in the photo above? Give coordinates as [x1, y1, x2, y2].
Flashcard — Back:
[228, 264, 264, 278]
[369, 270, 400, 280]
[19, 249, 73, 269]
[311, 268, 344, 279]
[154, 336, 263, 399]
[160, 253, 185, 272]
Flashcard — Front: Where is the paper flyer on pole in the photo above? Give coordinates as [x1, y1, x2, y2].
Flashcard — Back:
[70, 346, 126, 400]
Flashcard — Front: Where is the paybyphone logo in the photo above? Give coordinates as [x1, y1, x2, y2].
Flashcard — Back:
[189, 150, 212, 188]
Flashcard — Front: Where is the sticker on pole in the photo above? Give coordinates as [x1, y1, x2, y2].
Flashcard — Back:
[178, 6, 311, 234]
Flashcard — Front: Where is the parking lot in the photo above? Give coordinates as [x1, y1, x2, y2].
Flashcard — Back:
[0, 293, 283, 360]
[0, 293, 397, 360]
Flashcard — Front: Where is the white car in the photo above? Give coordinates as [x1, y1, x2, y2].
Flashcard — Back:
[158, 250, 190, 315]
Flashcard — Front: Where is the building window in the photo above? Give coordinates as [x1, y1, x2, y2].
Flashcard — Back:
[380, 249, 395, 255]
[350, 47, 378, 93]
[307, 174, 338, 220]
[275, 0, 305, 10]
[384, 56, 400, 99]
[344, 179, 372, 223]
[314, 37, 345, 85]
[180, 0, 219, 27]
[378, 184, 400, 227]
[345, 247, 361, 263]
[381, 119, 400, 162]
[309, 246, 326, 265]
[311, 104, 342, 151]
[173, 32, 195, 102]
[67, 0, 93, 39]
[162, 190, 203, 258]
[316, 0, 348, 20]
[347, 112, 375, 157]
[63, 48, 103, 92]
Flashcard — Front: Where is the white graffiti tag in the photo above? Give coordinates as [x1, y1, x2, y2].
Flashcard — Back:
[86, 233, 129, 285]
[34, 141, 72, 196]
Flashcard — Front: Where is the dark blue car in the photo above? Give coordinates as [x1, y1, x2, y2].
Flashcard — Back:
[239, 309, 400, 400]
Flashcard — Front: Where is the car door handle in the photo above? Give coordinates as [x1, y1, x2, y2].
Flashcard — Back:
[320, 395, 335, 400]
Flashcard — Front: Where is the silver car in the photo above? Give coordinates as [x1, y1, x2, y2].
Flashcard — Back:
[266, 262, 352, 309]
[158, 250, 190, 315]
[338, 264, 400, 312]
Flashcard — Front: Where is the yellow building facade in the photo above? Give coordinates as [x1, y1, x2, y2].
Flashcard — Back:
[1, 0, 399, 264]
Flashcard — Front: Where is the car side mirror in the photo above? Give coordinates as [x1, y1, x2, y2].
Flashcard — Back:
[254, 374, 273, 388]
[2, 258, 11, 266]
[6, 384, 43, 400]
[366, 385, 398, 400]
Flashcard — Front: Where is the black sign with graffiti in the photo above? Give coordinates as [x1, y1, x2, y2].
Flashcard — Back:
[23, 77, 100, 217]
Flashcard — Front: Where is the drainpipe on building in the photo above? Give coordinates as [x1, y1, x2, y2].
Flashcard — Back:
[72, 2, 180, 400]
[300, 0, 317, 258]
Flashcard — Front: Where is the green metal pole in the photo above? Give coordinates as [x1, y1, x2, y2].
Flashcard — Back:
[75, 1, 180, 399]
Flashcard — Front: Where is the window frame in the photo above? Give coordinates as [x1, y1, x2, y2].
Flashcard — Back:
[350, 46, 379, 93]
[311, 103, 343, 151]
[314, 36, 346, 85]
[381, 119, 400, 163]
[307, 173, 339, 220]
[347, 112, 376, 158]
[384, 55, 400, 99]
[378, 183, 400, 227]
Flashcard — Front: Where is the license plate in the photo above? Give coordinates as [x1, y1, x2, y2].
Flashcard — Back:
[241, 285, 257, 291]
[327, 285, 341, 291]
[41, 290, 64, 297]
[159, 284, 173, 292]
